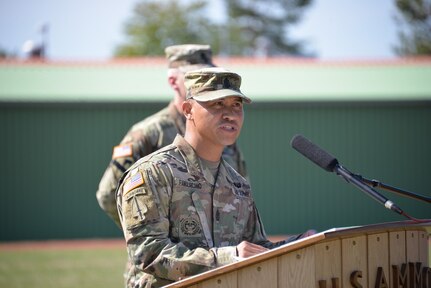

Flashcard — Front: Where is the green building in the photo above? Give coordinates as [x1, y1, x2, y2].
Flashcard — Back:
[1, 58, 430, 241]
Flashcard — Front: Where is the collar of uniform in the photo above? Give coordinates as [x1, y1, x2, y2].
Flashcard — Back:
[198, 157, 220, 186]
[173, 134, 222, 184]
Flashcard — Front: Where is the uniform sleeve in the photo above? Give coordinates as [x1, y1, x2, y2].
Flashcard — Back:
[117, 164, 238, 282]
[243, 203, 303, 249]
[96, 138, 148, 227]
[96, 165, 123, 227]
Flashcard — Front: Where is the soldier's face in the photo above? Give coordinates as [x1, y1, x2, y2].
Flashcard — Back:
[168, 69, 187, 101]
[189, 96, 244, 148]
[177, 72, 187, 101]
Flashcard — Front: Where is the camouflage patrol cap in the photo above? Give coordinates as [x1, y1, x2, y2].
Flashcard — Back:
[184, 67, 252, 103]
[165, 44, 214, 70]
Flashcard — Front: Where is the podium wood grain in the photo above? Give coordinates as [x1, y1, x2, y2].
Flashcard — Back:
[368, 233, 389, 288]
[389, 230, 406, 287]
[315, 239, 342, 282]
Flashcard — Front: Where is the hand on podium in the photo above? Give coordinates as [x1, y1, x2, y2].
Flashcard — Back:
[284, 229, 318, 242]
[236, 241, 269, 258]
[234, 230, 318, 261]
[298, 229, 317, 239]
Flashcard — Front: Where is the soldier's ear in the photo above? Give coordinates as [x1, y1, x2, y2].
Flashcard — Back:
[168, 75, 179, 90]
[182, 100, 193, 120]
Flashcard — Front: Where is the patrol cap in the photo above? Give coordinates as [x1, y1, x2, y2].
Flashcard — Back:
[184, 67, 252, 103]
[165, 44, 214, 70]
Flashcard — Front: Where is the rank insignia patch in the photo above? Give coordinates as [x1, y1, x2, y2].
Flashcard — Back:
[112, 144, 133, 159]
[123, 172, 144, 195]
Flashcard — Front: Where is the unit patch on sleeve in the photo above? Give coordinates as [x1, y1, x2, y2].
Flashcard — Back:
[112, 144, 133, 159]
[123, 172, 144, 195]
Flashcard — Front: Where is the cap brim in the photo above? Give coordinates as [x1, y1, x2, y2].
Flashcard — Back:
[178, 63, 215, 73]
[193, 89, 252, 104]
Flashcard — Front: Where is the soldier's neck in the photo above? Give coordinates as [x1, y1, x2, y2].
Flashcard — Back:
[184, 133, 223, 162]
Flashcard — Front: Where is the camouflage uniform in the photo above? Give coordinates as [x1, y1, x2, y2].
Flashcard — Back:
[96, 45, 247, 227]
[117, 135, 296, 288]
[116, 68, 301, 288]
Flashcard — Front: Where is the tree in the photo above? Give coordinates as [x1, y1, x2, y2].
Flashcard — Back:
[0, 46, 16, 59]
[223, 0, 313, 56]
[393, 0, 431, 56]
[115, 0, 314, 57]
[115, 0, 221, 56]
[0, 48, 8, 58]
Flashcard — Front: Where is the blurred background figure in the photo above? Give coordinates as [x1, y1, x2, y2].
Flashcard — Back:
[22, 23, 49, 60]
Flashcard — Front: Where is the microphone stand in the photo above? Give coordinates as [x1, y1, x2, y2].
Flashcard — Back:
[334, 165, 403, 215]
[336, 166, 430, 223]
[352, 174, 431, 204]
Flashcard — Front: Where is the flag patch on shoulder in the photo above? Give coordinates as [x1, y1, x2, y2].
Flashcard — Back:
[112, 144, 133, 159]
[123, 172, 144, 195]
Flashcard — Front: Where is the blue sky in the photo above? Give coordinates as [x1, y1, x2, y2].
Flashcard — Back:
[0, 0, 399, 61]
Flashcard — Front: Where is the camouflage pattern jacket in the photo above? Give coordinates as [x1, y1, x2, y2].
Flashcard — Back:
[97, 101, 247, 227]
[116, 135, 294, 288]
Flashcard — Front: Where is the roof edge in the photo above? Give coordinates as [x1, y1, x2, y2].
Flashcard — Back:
[1, 56, 431, 67]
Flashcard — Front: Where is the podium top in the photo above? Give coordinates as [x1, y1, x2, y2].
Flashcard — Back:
[322, 219, 431, 239]
[164, 220, 431, 288]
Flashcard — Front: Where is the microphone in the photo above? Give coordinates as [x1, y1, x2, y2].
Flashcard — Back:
[291, 134, 403, 215]
[291, 134, 338, 172]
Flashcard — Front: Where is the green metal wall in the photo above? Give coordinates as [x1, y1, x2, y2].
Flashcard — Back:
[1, 101, 430, 241]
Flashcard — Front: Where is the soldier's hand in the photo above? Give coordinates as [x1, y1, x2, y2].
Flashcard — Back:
[236, 241, 268, 258]
[298, 229, 317, 239]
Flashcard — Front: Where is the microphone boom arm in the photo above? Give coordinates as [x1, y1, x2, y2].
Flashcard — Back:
[334, 165, 404, 215]
[352, 174, 431, 204]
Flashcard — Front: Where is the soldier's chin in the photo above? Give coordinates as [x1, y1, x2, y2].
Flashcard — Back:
[217, 129, 240, 146]
[221, 136, 238, 147]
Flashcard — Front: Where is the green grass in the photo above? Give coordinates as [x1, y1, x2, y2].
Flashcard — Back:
[0, 240, 429, 288]
[0, 248, 127, 288]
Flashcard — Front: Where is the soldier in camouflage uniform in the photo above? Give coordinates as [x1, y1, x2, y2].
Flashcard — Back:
[96, 45, 247, 227]
[116, 67, 315, 288]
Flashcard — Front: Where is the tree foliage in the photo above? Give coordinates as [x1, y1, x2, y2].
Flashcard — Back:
[394, 0, 431, 56]
[0, 48, 8, 58]
[224, 0, 313, 56]
[114, 0, 313, 57]
[0, 46, 16, 59]
[115, 0, 220, 56]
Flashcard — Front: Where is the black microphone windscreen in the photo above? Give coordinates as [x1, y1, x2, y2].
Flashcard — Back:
[291, 134, 339, 172]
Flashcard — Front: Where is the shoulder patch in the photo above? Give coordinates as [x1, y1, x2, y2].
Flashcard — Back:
[112, 144, 133, 159]
[123, 172, 145, 195]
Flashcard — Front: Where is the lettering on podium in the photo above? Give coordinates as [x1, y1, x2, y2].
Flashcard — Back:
[317, 262, 430, 288]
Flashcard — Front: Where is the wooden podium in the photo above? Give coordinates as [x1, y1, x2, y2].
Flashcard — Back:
[165, 221, 430, 288]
